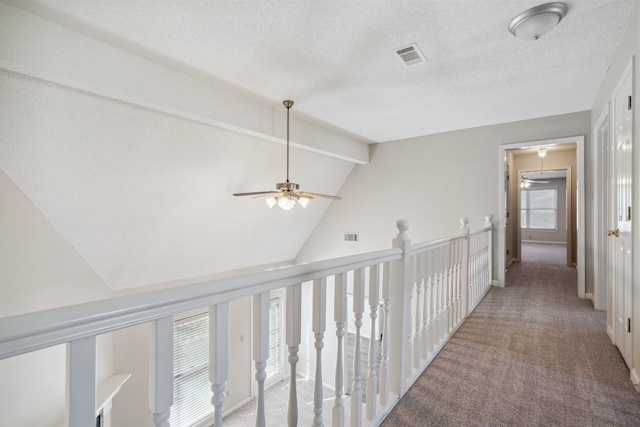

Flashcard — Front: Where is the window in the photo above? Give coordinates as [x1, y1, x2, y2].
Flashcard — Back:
[521, 188, 557, 230]
[266, 291, 285, 385]
[170, 292, 285, 426]
[171, 310, 213, 427]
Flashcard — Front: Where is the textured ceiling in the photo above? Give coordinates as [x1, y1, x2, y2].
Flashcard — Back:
[7, 0, 636, 142]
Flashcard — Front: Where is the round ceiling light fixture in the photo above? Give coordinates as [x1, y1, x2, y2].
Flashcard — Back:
[508, 2, 567, 41]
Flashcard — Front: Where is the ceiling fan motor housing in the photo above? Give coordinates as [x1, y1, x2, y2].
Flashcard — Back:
[276, 182, 299, 191]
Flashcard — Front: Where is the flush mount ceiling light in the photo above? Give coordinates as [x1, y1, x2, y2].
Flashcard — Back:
[233, 100, 341, 210]
[508, 2, 567, 41]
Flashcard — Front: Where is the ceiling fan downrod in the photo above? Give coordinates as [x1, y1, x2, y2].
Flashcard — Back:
[283, 100, 293, 184]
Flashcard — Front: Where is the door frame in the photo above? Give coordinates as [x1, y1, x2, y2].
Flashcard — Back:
[517, 168, 570, 264]
[593, 105, 610, 311]
[497, 136, 585, 298]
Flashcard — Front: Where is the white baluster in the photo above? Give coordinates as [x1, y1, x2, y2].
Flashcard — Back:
[447, 243, 454, 334]
[438, 246, 445, 345]
[421, 252, 430, 360]
[454, 240, 462, 326]
[485, 216, 493, 293]
[253, 292, 269, 427]
[430, 249, 438, 353]
[66, 336, 96, 427]
[406, 257, 415, 378]
[333, 273, 347, 427]
[460, 221, 470, 319]
[149, 316, 173, 427]
[413, 255, 422, 369]
[366, 264, 380, 421]
[313, 278, 327, 427]
[351, 268, 365, 427]
[210, 303, 229, 427]
[286, 284, 302, 427]
[378, 262, 391, 406]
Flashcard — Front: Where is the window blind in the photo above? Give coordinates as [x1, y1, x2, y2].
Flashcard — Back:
[170, 291, 285, 426]
[170, 311, 213, 427]
[521, 188, 557, 230]
[266, 295, 283, 380]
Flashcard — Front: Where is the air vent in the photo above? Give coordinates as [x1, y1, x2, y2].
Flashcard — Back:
[395, 43, 426, 66]
[344, 232, 359, 242]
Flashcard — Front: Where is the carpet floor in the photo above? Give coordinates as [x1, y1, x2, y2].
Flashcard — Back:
[521, 242, 568, 266]
[381, 251, 640, 426]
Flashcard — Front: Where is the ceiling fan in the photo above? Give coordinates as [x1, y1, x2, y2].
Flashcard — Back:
[520, 147, 550, 188]
[520, 176, 549, 188]
[233, 100, 341, 209]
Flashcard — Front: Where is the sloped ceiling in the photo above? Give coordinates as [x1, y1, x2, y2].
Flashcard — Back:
[0, 68, 354, 289]
[0, 0, 636, 290]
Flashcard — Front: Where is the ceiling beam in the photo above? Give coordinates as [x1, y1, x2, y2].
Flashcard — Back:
[0, 2, 370, 164]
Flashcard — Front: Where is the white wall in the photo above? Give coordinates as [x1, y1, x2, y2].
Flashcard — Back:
[0, 171, 114, 426]
[297, 112, 590, 280]
[589, 2, 640, 389]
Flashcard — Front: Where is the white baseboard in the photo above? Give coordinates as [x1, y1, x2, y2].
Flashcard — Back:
[492, 280, 504, 288]
[631, 368, 640, 393]
[522, 240, 566, 245]
[585, 293, 594, 301]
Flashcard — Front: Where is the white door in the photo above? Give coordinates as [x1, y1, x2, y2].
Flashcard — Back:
[607, 63, 633, 367]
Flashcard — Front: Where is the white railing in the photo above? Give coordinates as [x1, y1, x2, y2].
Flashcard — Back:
[0, 217, 493, 427]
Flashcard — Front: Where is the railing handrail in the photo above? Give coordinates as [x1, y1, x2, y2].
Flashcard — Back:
[406, 225, 490, 256]
[0, 246, 402, 359]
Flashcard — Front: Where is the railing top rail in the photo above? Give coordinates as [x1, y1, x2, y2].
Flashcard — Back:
[409, 235, 465, 255]
[0, 247, 402, 360]
[408, 226, 489, 256]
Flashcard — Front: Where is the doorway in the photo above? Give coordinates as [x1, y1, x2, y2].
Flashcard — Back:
[519, 169, 568, 266]
[497, 136, 585, 298]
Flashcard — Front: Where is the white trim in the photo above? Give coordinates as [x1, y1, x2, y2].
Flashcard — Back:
[522, 240, 566, 245]
[593, 105, 610, 311]
[585, 293, 594, 301]
[498, 136, 585, 297]
[631, 368, 640, 393]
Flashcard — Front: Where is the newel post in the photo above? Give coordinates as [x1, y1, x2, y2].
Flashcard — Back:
[389, 219, 411, 397]
[485, 215, 494, 286]
[459, 218, 470, 317]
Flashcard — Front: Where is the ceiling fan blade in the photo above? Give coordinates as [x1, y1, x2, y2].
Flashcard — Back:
[233, 191, 280, 197]
[298, 191, 341, 200]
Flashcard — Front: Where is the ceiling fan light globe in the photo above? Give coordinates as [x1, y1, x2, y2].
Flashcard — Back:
[278, 196, 296, 210]
[265, 197, 277, 208]
[298, 197, 310, 208]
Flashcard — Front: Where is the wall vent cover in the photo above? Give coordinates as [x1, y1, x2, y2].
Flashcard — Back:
[395, 43, 426, 66]
[344, 232, 359, 242]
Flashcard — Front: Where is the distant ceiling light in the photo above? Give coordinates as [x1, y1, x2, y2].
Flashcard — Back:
[538, 147, 547, 158]
[508, 3, 567, 41]
[395, 43, 426, 66]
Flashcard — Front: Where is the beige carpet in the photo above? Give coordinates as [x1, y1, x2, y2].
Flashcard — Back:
[381, 259, 640, 426]
[521, 242, 567, 265]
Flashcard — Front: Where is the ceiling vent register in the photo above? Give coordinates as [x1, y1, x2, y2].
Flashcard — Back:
[395, 43, 426, 66]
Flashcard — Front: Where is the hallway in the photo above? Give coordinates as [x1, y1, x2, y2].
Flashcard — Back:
[382, 244, 640, 426]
